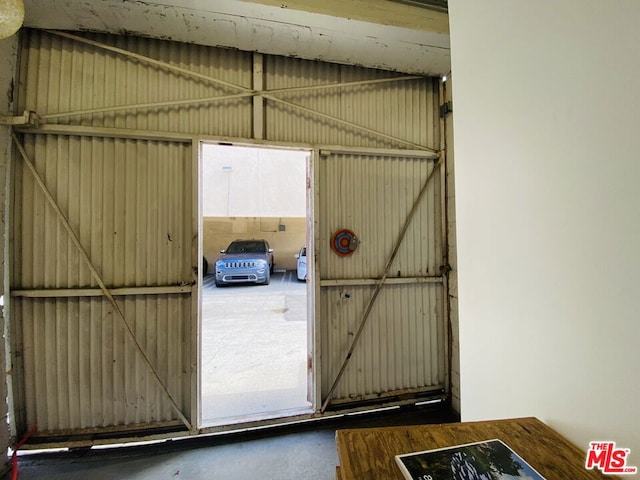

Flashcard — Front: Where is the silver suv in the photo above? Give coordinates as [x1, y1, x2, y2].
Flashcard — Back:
[214, 239, 274, 286]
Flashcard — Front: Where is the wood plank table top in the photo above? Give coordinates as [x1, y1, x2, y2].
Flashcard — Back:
[335, 417, 614, 480]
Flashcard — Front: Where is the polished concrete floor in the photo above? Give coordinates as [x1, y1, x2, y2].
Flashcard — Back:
[14, 404, 458, 480]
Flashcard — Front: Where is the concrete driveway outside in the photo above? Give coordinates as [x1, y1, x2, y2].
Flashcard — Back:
[201, 270, 311, 426]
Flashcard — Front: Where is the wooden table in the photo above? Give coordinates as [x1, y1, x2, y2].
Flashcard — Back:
[335, 417, 614, 479]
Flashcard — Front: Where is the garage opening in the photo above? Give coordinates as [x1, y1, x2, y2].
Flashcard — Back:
[199, 142, 313, 427]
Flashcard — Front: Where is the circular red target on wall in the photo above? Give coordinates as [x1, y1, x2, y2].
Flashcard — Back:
[331, 229, 358, 256]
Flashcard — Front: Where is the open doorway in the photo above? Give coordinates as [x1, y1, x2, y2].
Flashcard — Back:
[199, 142, 313, 427]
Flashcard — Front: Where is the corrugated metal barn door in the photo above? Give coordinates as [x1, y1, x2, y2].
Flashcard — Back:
[317, 149, 446, 410]
[9, 133, 194, 440]
[7, 28, 253, 443]
[7, 28, 448, 440]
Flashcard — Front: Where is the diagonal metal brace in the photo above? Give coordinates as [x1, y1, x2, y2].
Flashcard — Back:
[320, 156, 443, 413]
[10, 131, 192, 431]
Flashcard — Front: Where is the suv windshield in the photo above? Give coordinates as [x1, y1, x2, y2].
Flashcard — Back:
[226, 241, 267, 254]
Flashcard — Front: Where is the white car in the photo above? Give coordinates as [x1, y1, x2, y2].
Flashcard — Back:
[294, 246, 307, 281]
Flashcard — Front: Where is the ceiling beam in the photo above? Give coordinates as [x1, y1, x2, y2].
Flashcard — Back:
[23, 0, 450, 75]
[241, 0, 449, 34]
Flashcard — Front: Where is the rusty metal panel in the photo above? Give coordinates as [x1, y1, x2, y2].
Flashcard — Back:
[264, 56, 439, 149]
[10, 133, 193, 435]
[12, 294, 191, 433]
[20, 29, 253, 138]
[318, 152, 445, 405]
[319, 154, 442, 280]
[11, 135, 192, 289]
[320, 284, 444, 401]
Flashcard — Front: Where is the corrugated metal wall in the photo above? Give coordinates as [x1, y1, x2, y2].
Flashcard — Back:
[11, 134, 193, 435]
[12, 294, 192, 432]
[319, 155, 441, 279]
[12, 136, 192, 290]
[11, 28, 446, 438]
[318, 153, 445, 405]
[21, 30, 253, 136]
[20, 30, 437, 150]
[264, 56, 438, 147]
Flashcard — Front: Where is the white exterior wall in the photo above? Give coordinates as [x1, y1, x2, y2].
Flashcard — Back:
[449, 0, 640, 460]
[202, 145, 307, 218]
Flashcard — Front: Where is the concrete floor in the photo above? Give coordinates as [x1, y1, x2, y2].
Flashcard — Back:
[14, 404, 458, 480]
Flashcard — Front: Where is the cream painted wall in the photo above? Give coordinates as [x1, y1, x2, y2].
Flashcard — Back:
[450, 0, 640, 463]
[202, 144, 307, 218]
[203, 217, 306, 272]
[201, 144, 307, 272]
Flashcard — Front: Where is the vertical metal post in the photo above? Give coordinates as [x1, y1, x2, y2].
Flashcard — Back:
[191, 138, 201, 432]
[253, 53, 265, 140]
[439, 79, 450, 404]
